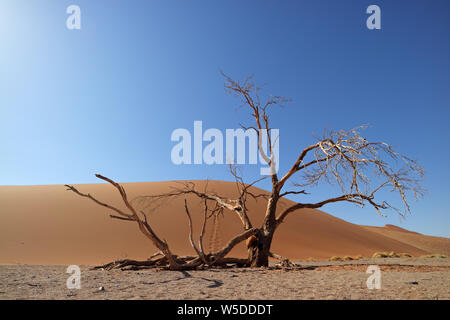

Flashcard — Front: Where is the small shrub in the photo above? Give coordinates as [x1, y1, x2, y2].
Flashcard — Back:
[343, 256, 354, 261]
[372, 252, 389, 258]
[399, 253, 412, 258]
[329, 256, 343, 261]
[420, 254, 447, 259]
[388, 251, 400, 258]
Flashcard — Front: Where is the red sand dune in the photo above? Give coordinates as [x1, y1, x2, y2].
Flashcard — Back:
[0, 180, 447, 265]
[382, 224, 421, 235]
[362, 225, 450, 256]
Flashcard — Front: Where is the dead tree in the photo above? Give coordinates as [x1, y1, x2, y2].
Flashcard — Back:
[137, 73, 424, 267]
[65, 175, 257, 270]
[66, 73, 424, 269]
[217, 73, 424, 266]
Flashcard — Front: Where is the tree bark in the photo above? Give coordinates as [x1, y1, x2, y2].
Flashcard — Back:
[248, 232, 272, 267]
[248, 194, 279, 267]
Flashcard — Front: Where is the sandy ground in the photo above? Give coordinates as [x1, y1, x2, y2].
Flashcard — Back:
[1, 258, 448, 300]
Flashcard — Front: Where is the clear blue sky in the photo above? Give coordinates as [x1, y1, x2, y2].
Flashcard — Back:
[1, 1, 449, 237]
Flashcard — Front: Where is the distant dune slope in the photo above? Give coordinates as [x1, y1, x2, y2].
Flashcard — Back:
[0, 180, 444, 265]
[384, 224, 421, 235]
[362, 226, 450, 256]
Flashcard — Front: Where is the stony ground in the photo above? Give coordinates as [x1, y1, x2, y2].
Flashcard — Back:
[0, 258, 449, 300]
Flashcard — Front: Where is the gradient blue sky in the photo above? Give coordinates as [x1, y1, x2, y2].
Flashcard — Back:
[1, 1, 449, 237]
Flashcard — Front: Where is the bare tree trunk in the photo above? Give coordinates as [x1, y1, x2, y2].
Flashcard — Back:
[248, 232, 272, 267]
[248, 194, 279, 267]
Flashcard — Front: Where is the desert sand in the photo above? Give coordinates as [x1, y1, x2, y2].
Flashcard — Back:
[0, 180, 448, 266]
[1, 258, 449, 300]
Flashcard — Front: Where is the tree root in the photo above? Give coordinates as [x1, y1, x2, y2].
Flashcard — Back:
[92, 255, 251, 271]
[269, 252, 295, 268]
[93, 259, 158, 271]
